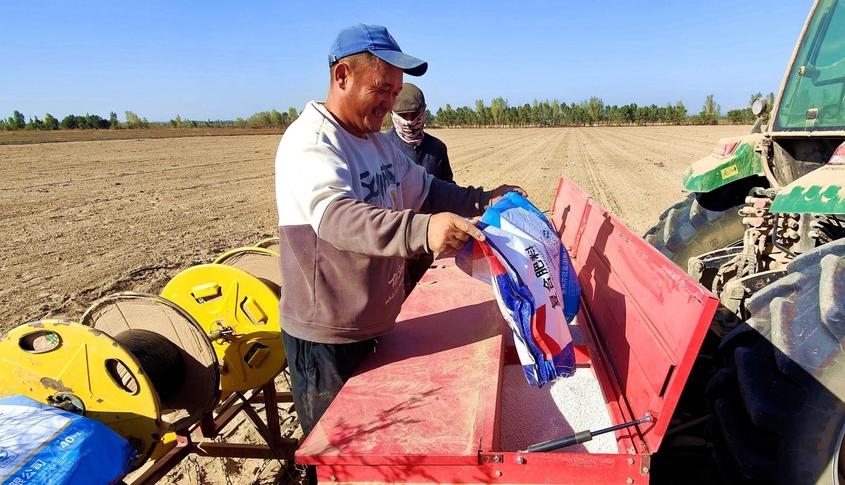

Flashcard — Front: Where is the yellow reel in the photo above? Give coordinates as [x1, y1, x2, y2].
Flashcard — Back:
[254, 237, 280, 255]
[82, 292, 220, 432]
[213, 246, 282, 295]
[0, 320, 161, 467]
[161, 264, 283, 392]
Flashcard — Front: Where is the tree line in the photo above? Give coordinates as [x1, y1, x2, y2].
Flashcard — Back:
[2, 93, 772, 132]
[429, 93, 773, 128]
[0, 108, 300, 131]
[1, 110, 154, 131]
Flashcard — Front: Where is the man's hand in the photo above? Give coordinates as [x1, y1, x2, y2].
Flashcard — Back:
[485, 184, 528, 207]
[427, 213, 485, 255]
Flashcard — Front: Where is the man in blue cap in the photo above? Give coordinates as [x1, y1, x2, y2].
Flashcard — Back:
[274, 25, 524, 480]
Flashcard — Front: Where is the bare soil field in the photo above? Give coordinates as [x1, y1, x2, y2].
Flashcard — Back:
[0, 125, 749, 483]
[0, 125, 748, 333]
[0, 127, 282, 145]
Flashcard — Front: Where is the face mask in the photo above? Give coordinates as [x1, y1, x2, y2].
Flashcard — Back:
[391, 108, 425, 146]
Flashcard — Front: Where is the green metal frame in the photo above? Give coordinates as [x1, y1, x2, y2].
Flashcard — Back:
[682, 142, 764, 193]
[771, 166, 845, 214]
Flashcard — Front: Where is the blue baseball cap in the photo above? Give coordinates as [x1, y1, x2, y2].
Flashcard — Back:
[328, 24, 428, 77]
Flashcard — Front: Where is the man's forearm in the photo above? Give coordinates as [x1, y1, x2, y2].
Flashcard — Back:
[318, 196, 431, 257]
[419, 177, 490, 217]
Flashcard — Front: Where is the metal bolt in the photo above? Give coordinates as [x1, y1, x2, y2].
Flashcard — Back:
[330, 475, 337, 482]
[515, 456, 525, 464]
[626, 457, 634, 465]
[641, 467, 649, 474]
[626, 478, 634, 484]
[492, 455, 501, 463]
[495, 471, 503, 477]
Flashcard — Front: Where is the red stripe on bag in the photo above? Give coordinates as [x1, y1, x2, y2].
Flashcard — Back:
[478, 241, 508, 277]
[531, 304, 561, 360]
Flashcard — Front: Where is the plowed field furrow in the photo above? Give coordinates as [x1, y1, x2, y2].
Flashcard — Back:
[0, 126, 750, 331]
[573, 129, 622, 215]
[594, 126, 729, 165]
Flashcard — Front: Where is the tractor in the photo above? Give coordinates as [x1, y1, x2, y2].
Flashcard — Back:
[645, 1, 845, 483]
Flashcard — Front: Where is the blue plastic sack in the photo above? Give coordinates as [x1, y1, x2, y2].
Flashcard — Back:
[0, 396, 134, 485]
[457, 192, 581, 387]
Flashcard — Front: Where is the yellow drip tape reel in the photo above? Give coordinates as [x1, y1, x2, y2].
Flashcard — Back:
[213, 246, 282, 296]
[161, 262, 283, 392]
[254, 237, 280, 255]
[81, 293, 220, 431]
[0, 320, 163, 468]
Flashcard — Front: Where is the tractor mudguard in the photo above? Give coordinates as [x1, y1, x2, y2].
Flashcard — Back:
[771, 143, 845, 214]
[682, 133, 765, 193]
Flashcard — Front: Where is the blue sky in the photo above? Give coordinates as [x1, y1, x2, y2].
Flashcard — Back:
[1, 1, 814, 121]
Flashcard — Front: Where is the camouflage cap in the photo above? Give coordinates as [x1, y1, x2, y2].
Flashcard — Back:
[393, 83, 426, 113]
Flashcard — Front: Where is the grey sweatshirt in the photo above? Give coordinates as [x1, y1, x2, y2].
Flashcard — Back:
[274, 101, 488, 343]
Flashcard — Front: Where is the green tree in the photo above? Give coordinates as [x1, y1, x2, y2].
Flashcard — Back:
[474, 99, 486, 127]
[109, 111, 119, 129]
[125, 111, 142, 129]
[490, 97, 507, 127]
[7, 111, 26, 130]
[699, 94, 720, 125]
[440, 104, 454, 127]
[270, 109, 284, 127]
[607, 105, 626, 126]
[287, 107, 298, 120]
[27, 116, 44, 130]
[247, 111, 273, 128]
[586, 97, 605, 126]
[43, 113, 59, 130]
[727, 109, 746, 124]
[60, 114, 77, 129]
[425, 109, 434, 126]
[672, 101, 687, 125]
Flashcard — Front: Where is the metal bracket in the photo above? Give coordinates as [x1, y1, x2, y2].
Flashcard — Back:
[480, 453, 503, 464]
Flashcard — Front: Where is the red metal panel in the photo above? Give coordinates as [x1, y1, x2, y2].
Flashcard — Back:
[574, 308, 643, 454]
[316, 452, 650, 484]
[551, 177, 719, 452]
[296, 261, 506, 466]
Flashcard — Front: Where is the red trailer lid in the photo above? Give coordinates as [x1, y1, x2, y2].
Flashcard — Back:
[550, 177, 719, 453]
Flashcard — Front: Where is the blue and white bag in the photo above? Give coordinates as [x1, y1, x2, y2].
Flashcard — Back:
[0, 396, 134, 485]
[457, 192, 580, 387]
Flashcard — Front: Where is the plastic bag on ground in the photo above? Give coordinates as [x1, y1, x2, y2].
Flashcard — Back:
[0, 395, 134, 485]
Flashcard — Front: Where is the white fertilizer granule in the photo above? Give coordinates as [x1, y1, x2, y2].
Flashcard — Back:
[499, 364, 618, 453]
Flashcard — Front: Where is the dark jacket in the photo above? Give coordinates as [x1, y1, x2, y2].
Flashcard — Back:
[387, 128, 456, 297]
[387, 129, 454, 183]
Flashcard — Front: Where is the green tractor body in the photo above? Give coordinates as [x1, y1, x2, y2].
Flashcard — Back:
[646, 1, 845, 484]
[683, 0, 845, 214]
[682, 134, 765, 193]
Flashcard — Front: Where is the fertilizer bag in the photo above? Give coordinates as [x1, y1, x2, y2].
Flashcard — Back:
[0, 395, 133, 485]
[456, 192, 580, 387]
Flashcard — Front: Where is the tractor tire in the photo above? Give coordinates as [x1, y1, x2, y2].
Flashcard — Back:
[644, 194, 743, 268]
[707, 239, 845, 484]
[644, 177, 764, 268]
